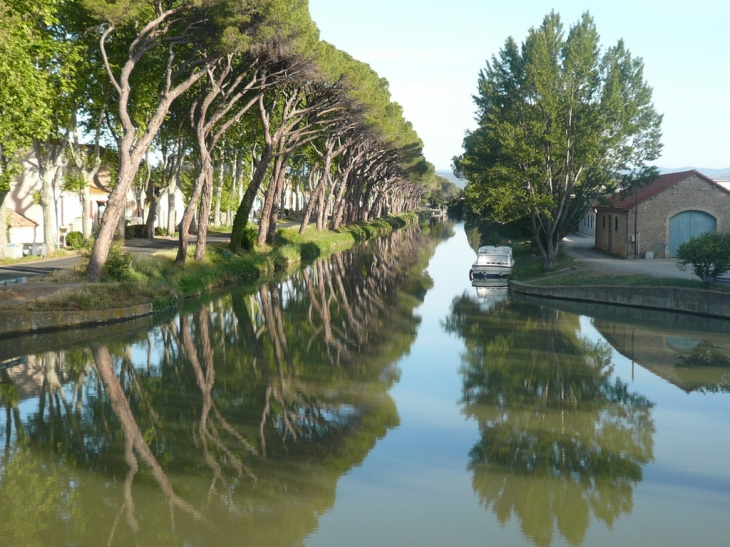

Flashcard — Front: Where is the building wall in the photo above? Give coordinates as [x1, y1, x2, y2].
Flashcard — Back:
[637, 175, 730, 257]
[577, 210, 596, 237]
[595, 209, 631, 257]
[596, 174, 730, 258]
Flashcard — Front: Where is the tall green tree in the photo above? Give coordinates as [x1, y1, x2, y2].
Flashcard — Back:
[0, 0, 58, 257]
[454, 12, 662, 268]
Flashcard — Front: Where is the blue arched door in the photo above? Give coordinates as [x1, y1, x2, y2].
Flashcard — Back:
[668, 210, 717, 256]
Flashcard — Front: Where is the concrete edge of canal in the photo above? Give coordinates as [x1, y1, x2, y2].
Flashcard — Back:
[0, 303, 154, 339]
[510, 281, 730, 319]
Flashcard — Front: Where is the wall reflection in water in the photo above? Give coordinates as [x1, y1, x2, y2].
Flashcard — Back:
[444, 296, 656, 547]
[0, 224, 444, 547]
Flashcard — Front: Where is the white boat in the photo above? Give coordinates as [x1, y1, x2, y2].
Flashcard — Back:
[469, 245, 514, 279]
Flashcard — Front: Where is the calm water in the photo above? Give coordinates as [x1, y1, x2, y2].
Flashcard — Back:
[1, 223, 730, 547]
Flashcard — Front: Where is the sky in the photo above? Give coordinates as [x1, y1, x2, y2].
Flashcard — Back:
[309, 0, 730, 173]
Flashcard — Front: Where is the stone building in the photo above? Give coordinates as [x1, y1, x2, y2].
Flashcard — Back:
[595, 170, 730, 258]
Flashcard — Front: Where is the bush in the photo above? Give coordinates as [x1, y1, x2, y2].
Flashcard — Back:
[66, 231, 84, 249]
[240, 225, 258, 251]
[124, 224, 147, 239]
[103, 242, 135, 281]
[676, 232, 730, 281]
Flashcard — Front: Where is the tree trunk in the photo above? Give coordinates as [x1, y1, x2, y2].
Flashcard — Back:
[230, 142, 274, 252]
[81, 185, 91, 240]
[213, 161, 224, 228]
[176, 157, 212, 265]
[298, 169, 320, 234]
[167, 182, 176, 234]
[195, 172, 213, 262]
[257, 151, 286, 247]
[315, 184, 328, 231]
[40, 166, 59, 251]
[266, 155, 292, 244]
[0, 192, 7, 258]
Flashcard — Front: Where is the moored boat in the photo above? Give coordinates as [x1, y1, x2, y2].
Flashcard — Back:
[469, 245, 514, 279]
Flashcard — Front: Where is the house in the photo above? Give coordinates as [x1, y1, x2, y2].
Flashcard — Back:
[7, 208, 40, 246]
[576, 204, 596, 237]
[595, 170, 730, 258]
[4, 147, 189, 252]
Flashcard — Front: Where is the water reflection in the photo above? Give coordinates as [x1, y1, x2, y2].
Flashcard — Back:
[0, 225, 442, 546]
[594, 320, 730, 394]
[513, 293, 730, 395]
[471, 278, 509, 312]
[443, 297, 655, 547]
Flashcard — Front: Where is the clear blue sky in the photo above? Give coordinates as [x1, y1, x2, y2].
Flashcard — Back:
[309, 0, 730, 172]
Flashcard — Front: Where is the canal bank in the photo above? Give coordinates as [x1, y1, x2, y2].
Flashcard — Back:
[510, 281, 730, 319]
[0, 213, 421, 338]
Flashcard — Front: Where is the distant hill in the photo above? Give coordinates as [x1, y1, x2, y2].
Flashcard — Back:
[657, 166, 730, 179]
[436, 169, 466, 188]
[435, 167, 730, 186]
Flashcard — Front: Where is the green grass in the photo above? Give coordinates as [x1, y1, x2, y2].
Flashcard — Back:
[28, 282, 179, 312]
[509, 239, 576, 281]
[20, 214, 419, 312]
[530, 270, 730, 292]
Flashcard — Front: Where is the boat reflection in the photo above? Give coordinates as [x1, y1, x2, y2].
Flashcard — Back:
[471, 278, 509, 312]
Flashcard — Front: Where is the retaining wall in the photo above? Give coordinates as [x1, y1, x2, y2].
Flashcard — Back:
[0, 303, 154, 338]
[509, 281, 730, 319]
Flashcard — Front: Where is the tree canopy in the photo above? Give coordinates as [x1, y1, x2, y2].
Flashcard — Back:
[453, 11, 662, 268]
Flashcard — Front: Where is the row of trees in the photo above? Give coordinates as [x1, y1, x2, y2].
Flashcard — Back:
[453, 11, 663, 268]
[0, 0, 439, 280]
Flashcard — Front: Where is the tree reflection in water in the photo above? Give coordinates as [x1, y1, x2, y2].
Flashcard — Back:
[0, 224, 445, 547]
[443, 297, 655, 547]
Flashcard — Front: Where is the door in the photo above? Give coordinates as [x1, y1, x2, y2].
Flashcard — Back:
[668, 210, 717, 256]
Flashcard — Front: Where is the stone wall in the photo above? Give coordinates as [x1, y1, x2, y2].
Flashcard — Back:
[595, 209, 631, 257]
[510, 281, 730, 319]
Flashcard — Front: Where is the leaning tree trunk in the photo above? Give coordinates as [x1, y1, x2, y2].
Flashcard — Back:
[257, 150, 286, 247]
[0, 192, 7, 258]
[213, 161, 224, 228]
[195, 172, 213, 262]
[176, 157, 212, 265]
[266, 154, 292, 245]
[230, 143, 274, 252]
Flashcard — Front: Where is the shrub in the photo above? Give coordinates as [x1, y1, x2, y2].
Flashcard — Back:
[240, 225, 258, 251]
[66, 231, 83, 249]
[676, 232, 730, 281]
[103, 242, 135, 281]
[124, 224, 147, 239]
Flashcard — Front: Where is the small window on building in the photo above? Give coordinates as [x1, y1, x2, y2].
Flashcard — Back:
[615, 217, 619, 231]
[603, 216, 605, 228]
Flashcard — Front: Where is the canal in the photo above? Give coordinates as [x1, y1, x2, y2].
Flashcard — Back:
[1, 223, 729, 547]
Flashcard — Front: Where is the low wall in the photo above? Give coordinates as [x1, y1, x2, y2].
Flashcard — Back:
[509, 282, 730, 319]
[0, 303, 154, 338]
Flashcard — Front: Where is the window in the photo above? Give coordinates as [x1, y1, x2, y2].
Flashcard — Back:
[615, 216, 619, 231]
[603, 216, 605, 228]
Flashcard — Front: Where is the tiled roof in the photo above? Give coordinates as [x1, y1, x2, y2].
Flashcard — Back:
[6, 208, 38, 227]
[597, 170, 730, 211]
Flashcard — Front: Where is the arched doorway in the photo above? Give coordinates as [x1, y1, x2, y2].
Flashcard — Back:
[668, 210, 717, 256]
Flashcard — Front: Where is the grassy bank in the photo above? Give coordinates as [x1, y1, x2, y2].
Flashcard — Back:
[528, 269, 730, 292]
[20, 213, 420, 313]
